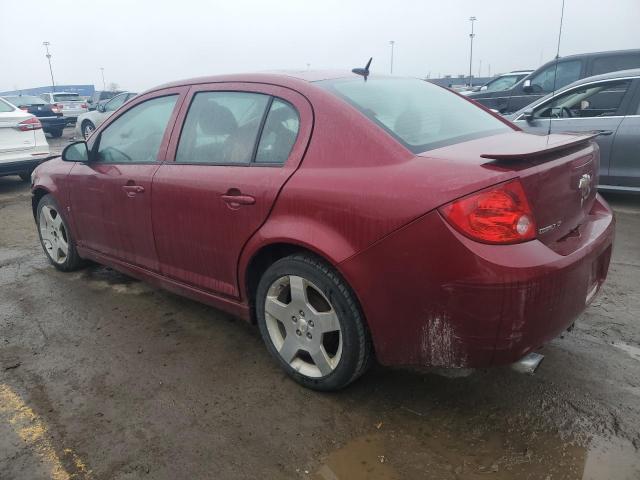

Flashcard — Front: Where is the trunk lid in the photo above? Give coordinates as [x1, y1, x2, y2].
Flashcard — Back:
[419, 131, 599, 247]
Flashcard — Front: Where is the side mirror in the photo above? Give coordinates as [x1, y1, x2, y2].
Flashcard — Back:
[522, 79, 535, 93]
[523, 111, 534, 123]
[62, 141, 89, 162]
[480, 85, 488, 91]
[97, 104, 106, 113]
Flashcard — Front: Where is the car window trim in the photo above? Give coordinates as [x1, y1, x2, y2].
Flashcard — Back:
[89, 92, 183, 165]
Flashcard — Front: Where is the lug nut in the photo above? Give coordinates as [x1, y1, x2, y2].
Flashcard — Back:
[309, 320, 314, 328]
[299, 310, 305, 317]
[296, 329, 301, 336]
[291, 316, 297, 322]
[306, 332, 312, 339]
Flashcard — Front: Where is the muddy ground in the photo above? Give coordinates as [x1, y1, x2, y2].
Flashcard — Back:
[0, 128, 639, 479]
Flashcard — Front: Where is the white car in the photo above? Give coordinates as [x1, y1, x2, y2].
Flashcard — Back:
[0, 98, 50, 181]
[75, 91, 137, 139]
[39, 92, 88, 125]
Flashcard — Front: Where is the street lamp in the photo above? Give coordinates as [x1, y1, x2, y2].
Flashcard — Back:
[100, 67, 106, 90]
[42, 41, 56, 92]
[468, 16, 476, 87]
[389, 40, 395, 74]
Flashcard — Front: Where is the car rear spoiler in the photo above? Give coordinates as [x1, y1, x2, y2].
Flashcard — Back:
[480, 132, 600, 161]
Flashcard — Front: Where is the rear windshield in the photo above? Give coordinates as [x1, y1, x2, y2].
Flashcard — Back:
[53, 93, 80, 102]
[0, 98, 15, 112]
[4, 95, 46, 106]
[319, 77, 511, 153]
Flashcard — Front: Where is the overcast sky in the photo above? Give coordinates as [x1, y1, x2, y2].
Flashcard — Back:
[1, 0, 638, 92]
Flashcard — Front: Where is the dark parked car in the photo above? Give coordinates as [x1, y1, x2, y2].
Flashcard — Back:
[87, 90, 123, 110]
[31, 72, 614, 390]
[2, 95, 67, 137]
[509, 69, 640, 193]
[467, 49, 640, 114]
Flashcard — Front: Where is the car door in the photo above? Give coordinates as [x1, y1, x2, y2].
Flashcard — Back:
[151, 83, 312, 297]
[67, 88, 186, 271]
[513, 78, 636, 185]
[609, 80, 640, 189]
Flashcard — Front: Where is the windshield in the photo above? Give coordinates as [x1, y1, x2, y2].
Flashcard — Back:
[483, 74, 523, 93]
[3, 95, 47, 106]
[53, 93, 80, 102]
[319, 77, 511, 153]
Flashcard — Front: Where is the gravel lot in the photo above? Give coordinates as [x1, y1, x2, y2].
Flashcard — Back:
[1, 127, 639, 479]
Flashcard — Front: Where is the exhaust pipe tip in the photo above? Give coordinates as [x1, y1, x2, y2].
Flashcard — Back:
[511, 352, 544, 375]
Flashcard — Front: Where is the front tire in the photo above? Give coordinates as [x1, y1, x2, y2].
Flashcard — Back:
[81, 120, 95, 140]
[256, 254, 372, 391]
[36, 194, 84, 271]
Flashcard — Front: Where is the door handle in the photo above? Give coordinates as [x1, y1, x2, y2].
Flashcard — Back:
[596, 130, 613, 136]
[122, 185, 145, 197]
[221, 191, 255, 209]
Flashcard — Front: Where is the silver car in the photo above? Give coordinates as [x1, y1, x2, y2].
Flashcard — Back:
[75, 91, 137, 139]
[508, 68, 640, 193]
[39, 92, 88, 124]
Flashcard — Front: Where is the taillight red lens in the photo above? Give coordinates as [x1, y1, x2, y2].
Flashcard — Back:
[17, 116, 43, 131]
[438, 179, 537, 244]
[80, 103, 87, 109]
[51, 103, 61, 113]
[19, 106, 29, 112]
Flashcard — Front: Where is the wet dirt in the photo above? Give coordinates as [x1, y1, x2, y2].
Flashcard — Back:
[1, 163, 639, 479]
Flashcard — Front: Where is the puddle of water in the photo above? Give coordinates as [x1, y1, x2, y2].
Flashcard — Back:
[612, 342, 640, 361]
[314, 432, 640, 479]
[73, 267, 153, 295]
[313, 434, 399, 480]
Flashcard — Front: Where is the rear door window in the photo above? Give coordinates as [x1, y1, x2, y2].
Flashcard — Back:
[175, 91, 270, 164]
[53, 94, 80, 102]
[592, 54, 640, 76]
[255, 99, 300, 164]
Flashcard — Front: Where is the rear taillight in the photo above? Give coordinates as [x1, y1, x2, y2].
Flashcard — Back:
[438, 179, 537, 244]
[18, 106, 29, 112]
[80, 103, 87, 109]
[17, 116, 43, 131]
[51, 103, 62, 113]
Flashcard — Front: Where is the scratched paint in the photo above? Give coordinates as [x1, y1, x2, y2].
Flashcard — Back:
[0, 384, 91, 480]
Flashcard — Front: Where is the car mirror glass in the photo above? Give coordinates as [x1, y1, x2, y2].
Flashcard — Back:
[62, 141, 89, 162]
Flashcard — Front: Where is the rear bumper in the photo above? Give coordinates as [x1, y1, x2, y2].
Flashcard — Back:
[339, 194, 615, 368]
[40, 117, 66, 132]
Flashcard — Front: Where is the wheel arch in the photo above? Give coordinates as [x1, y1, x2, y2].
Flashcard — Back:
[31, 186, 52, 220]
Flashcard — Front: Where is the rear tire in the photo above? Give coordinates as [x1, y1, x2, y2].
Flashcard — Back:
[36, 194, 84, 272]
[256, 254, 372, 391]
[49, 129, 64, 138]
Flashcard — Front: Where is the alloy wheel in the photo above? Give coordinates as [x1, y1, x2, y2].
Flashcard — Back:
[264, 275, 343, 378]
[39, 205, 69, 265]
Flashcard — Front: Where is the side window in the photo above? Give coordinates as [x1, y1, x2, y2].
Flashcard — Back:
[96, 95, 177, 163]
[104, 94, 126, 112]
[592, 55, 640, 76]
[533, 80, 632, 119]
[255, 99, 300, 164]
[530, 60, 582, 93]
[176, 91, 269, 164]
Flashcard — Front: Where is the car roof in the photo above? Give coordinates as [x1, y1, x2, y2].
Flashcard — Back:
[510, 68, 640, 117]
[147, 70, 359, 94]
[555, 48, 640, 61]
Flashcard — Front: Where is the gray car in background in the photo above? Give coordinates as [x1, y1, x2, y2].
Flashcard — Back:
[75, 91, 137, 139]
[508, 69, 640, 193]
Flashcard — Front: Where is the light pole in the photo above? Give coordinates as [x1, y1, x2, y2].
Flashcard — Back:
[468, 16, 476, 87]
[389, 40, 395, 74]
[43, 41, 56, 92]
[100, 67, 106, 90]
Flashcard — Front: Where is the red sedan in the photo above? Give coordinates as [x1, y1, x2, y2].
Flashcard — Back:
[31, 71, 614, 390]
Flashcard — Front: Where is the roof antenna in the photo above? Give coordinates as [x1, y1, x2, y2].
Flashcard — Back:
[352, 57, 373, 81]
[547, 0, 566, 140]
